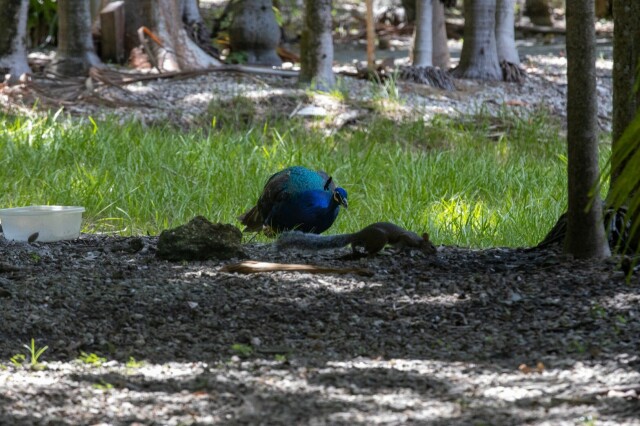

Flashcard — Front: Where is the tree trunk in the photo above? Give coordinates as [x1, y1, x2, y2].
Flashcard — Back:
[610, 0, 640, 188]
[525, 0, 552, 26]
[299, 0, 334, 90]
[365, 0, 375, 71]
[50, 0, 103, 76]
[181, 0, 203, 25]
[0, 0, 31, 83]
[451, 0, 501, 80]
[181, 0, 211, 47]
[432, 0, 450, 69]
[229, 0, 281, 66]
[412, 0, 433, 67]
[564, 0, 610, 258]
[495, 0, 519, 65]
[127, 0, 221, 72]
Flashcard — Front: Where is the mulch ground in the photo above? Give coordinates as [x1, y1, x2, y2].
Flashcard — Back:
[1, 233, 638, 425]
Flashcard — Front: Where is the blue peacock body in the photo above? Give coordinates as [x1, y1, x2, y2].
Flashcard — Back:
[239, 166, 348, 234]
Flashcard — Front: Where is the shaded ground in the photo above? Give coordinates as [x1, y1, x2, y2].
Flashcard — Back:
[0, 234, 639, 425]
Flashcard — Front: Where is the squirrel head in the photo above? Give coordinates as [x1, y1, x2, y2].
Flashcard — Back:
[421, 232, 437, 254]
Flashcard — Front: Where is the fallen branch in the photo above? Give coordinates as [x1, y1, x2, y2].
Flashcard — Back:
[220, 260, 373, 276]
[21, 64, 300, 107]
[90, 65, 298, 87]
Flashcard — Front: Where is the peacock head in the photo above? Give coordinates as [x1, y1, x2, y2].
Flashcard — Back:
[333, 187, 348, 209]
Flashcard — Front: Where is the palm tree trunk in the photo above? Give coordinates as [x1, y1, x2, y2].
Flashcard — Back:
[412, 0, 433, 67]
[0, 0, 31, 83]
[432, 0, 450, 69]
[451, 0, 501, 80]
[610, 0, 640, 189]
[300, 0, 335, 90]
[495, 0, 519, 65]
[51, 0, 103, 76]
[564, 0, 610, 258]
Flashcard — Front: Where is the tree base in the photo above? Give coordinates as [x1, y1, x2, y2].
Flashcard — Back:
[534, 204, 638, 254]
[398, 65, 455, 91]
[48, 53, 103, 77]
[500, 60, 527, 83]
[450, 64, 502, 81]
[184, 21, 219, 59]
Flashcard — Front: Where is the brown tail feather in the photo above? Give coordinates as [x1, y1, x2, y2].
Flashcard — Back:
[238, 205, 264, 232]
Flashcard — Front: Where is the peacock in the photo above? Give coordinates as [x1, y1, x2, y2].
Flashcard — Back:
[239, 166, 348, 235]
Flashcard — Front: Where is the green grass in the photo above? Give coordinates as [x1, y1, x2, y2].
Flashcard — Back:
[0, 108, 611, 248]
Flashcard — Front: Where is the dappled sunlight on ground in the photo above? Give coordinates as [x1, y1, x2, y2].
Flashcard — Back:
[0, 232, 638, 424]
[2, 356, 638, 424]
[1, 45, 613, 134]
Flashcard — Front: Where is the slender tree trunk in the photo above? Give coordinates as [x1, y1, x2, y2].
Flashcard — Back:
[432, 0, 450, 69]
[495, 0, 519, 65]
[564, 0, 610, 258]
[610, 0, 640, 189]
[413, 0, 433, 67]
[299, 0, 334, 90]
[365, 0, 375, 71]
[451, 0, 501, 80]
[0, 0, 31, 83]
[50, 0, 103, 76]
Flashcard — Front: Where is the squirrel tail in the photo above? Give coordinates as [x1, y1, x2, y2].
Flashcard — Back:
[276, 231, 352, 251]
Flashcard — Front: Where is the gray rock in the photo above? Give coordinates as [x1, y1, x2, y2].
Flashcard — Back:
[157, 216, 245, 261]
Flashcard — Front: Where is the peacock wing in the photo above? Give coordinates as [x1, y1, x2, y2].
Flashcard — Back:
[258, 173, 293, 216]
[239, 170, 292, 232]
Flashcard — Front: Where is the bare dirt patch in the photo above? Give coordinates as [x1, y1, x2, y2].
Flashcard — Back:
[0, 233, 639, 425]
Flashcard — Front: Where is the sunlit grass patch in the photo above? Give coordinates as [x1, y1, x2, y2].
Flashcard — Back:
[0, 108, 609, 248]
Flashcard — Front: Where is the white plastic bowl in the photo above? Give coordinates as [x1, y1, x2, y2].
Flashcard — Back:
[0, 206, 85, 242]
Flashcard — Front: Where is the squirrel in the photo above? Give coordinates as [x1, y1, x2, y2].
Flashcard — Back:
[276, 221, 436, 255]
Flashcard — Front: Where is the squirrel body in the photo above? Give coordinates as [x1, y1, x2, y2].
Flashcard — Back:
[276, 221, 436, 255]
